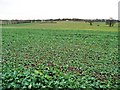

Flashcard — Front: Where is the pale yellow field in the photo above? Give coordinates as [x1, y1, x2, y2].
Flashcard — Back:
[2, 21, 118, 32]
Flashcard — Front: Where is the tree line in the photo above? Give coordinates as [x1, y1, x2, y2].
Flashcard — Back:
[0, 18, 119, 27]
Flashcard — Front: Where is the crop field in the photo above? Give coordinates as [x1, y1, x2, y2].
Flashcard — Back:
[1, 21, 119, 89]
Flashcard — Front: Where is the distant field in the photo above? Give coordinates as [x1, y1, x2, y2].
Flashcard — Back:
[2, 21, 119, 89]
[2, 21, 118, 31]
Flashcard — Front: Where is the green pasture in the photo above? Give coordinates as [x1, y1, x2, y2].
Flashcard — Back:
[2, 21, 118, 31]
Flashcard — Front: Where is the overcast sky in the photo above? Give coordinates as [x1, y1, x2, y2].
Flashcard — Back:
[0, 0, 119, 20]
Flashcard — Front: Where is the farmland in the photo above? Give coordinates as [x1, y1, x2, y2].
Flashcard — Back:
[1, 21, 119, 89]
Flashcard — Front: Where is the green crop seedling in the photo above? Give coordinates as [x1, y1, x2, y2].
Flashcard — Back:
[1, 21, 119, 89]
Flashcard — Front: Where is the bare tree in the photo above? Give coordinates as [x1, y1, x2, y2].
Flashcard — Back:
[106, 17, 115, 27]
